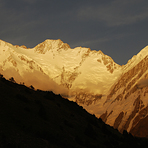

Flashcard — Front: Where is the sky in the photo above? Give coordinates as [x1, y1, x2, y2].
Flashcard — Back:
[0, 0, 148, 65]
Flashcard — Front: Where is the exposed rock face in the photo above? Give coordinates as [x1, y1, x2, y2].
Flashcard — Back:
[74, 92, 102, 106]
[113, 112, 124, 129]
[60, 67, 80, 89]
[107, 55, 148, 100]
[130, 108, 148, 138]
[99, 49, 148, 137]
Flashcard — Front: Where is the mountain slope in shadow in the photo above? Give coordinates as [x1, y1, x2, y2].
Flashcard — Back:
[0, 74, 148, 148]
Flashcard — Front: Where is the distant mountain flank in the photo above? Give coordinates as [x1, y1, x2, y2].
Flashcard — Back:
[0, 39, 148, 137]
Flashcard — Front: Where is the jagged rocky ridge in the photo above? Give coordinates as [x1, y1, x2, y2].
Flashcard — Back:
[0, 39, 148, 138]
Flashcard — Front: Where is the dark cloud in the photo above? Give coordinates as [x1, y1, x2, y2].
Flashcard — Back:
[0, 0, 148, 65]
[77, 0, 148, 26]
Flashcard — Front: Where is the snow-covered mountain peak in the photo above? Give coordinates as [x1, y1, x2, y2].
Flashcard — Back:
[123, 45, 148, 72]
[0, 39, 122, 101]
[34, 39, 70, 54]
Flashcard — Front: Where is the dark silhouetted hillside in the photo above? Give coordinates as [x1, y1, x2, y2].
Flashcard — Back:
[0, 74, 148, 148]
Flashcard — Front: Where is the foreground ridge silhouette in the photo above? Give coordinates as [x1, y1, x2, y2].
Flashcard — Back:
[0, 74, 148, 147]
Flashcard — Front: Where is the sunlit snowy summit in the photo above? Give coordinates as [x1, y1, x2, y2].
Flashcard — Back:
[0, 39, 121, 96]
[1, 39, 148, 137]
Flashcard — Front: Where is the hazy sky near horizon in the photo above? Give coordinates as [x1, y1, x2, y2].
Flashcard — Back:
[0, 0, 148, 65]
